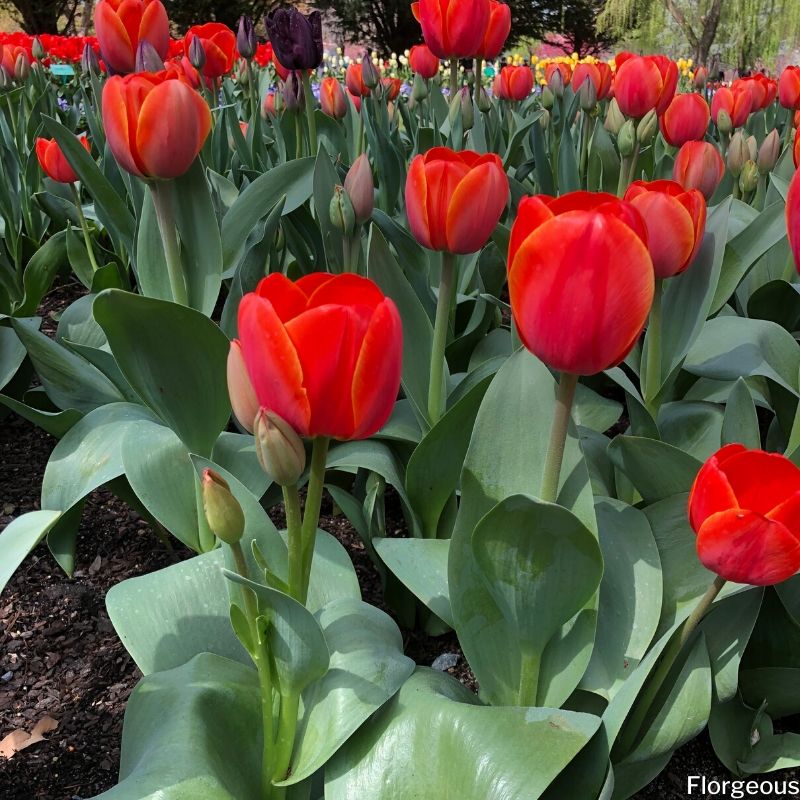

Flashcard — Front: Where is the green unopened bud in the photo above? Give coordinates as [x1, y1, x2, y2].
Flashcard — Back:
[14, 53, 30, 81]
[0, 67, 10, 90]
[548, 69, 564, 98]
[739, 160, 759, 194]
[637, 108, 658, 145]
[361, 56, 380, 90]
[412, 72, 428, 102]
[757, 129, 780, 173]
[540, 86, 554, 110]
[476, 86, 491, 113]
[578, 78, 596, 112]
[539, 109, 550, 131]
[201, 469, 245, 545]
[31, 37, 45, 61]
[344, 153, 374, 223]
[448, 90, 460, 127]
[459, 87, 474, 131]
[618, 119, 636, 157]
[254, 409, 306, 486]
[604, 97, 625, 136]
[716, 108, 732, 135]
[746, 135, 757, 163]
[727, 131, 748, 177]
[330, 185, 356, 236]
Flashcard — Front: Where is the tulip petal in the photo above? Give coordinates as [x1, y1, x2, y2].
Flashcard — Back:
[405, 154, 433, 250]
[227, 341, 259, 433]
[688, 445, 743, 532]
[507, 196, 554, 276]
[630, 192, 695, 278]
[102, 76, 146, 178]
[95, 0, 135, 73]
[306, 273, 386, 311]
[140, 0, 170, 59]
[768, 489, 800, 533]
[719, 449, 800, 515]
[256, 273, 309, 322]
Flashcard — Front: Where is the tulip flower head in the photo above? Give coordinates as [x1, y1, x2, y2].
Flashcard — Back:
[689, 444, 800, 586]
[408, 44, 439, 79]
[35, 135, 91, 184]
[572, 61, 612, 101]
[320, 76, 348, 119]
[474, 1, 511, 61]
[494, 65, 533, 101]
[613, 54, 676, 118]
[411, 0, 490, 59]
[786, 164, 800, 271]
[94, 0, 169, 74]
[265, 8, 323, 71]
[346, 62, 370, 97]
[659, 92, 710, 147]
[672, 140, 725, 201]
[711, 86, 751, 129]
[185, 22, 237, 79]
[507, 191, 654, 375]
[780, 65, 800, 109]
[405, 147, 509, 254]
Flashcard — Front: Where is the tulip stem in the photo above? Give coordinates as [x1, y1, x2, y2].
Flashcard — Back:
[644, 278, 663, 412]
[301, 71, 317, 155]
[474, 57, 483, 105]
[299, 436, 330, 604]
[428, 251, 457, 425]
[150, 181, 189, 307]
[539, 371, 578, 504]
[272, 690, 300, 788]
[517, 648, 541, 706]
[70, 182, 101, 274]
[680, 575, 726, 646]
[245, 58, 258, 121]
[294, 114, 303, 160]
[283, 484, 304, 601]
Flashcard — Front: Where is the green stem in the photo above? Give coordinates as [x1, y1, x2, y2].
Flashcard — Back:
[644, 278, 663, 412]
[149, 181, 188, 306]
[294, 113, 303, 160]
[449, 58, 459, 99]
[245, 58, 258, 121]
[301, 71, 317, 156]
[299, 437, 330, 604]
[272, 691, 300, 787]
[428, 251, 457, 425]
[283, 484, 304, 602]
[517, 649, 541, 706]
[579, 111, 591, 186]
[70, 182, 100, 273]
[679, 575, 726, 646]
[539, 372, 578, 504]
[474, 57, 483, 104]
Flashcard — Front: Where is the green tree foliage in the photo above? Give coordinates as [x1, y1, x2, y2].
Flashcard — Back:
[0, 0, 81, 33]
[162, 0, 274, 33]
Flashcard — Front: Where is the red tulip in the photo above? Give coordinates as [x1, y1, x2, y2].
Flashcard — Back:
[786, 164, 800, 270]
[262, 91, 279, 116]
[651, 55, 678, 114]
[408, 44, 439, 79]
[320, 76, 347, 119]
[688, 444, 800, 586]
[572, 62, 612, 100]
[185, 23, 237, 79]
[711, 86, 751, 129]
[347, 88, 362, 113]
[0, 44, 29, 76]
[544, 61, 572, 88]
[232, 273, 402, 440]
[624, 180, 706, 279]
[102, 71, 211, 179]
[94, 0, 169, 75]
[382, 76, 403, 102]
[794, 127, 800, 168]
[494, 65, 533, 101]
[346, 62, 370, 97]
[405, 147, 508, 254]
[659, 93, 710, 147]
[35, 135, 91, 183]
[507, 191, 654, 375]
[672, 141, 725, 201]
[780, 66, 800, 109]
[474, 0, 511, 60]
[613, 55, 663, 118]
[411, 0, 490, 59]
[693, 66, 708, 90]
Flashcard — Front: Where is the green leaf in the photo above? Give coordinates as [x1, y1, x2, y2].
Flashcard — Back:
[326, 668, 602, 800]
[14, 230, 69, 316]
[722, 377, 761, 448]
[657, 402, 724, 461]
[94, 290, 230, 456]
[0, 510, 62, 596]
[0, 392, 81, 438]
[0, 324, 27, 390]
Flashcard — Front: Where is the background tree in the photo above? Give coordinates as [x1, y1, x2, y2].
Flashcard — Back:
[540, 0, 618, 55]
[0, 0, 80, 33]
[162, 0, 274, 33]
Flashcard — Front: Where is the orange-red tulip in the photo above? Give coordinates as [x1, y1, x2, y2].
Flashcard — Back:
[651, 55, 679, 114]
[711, 86, 751, 129]
[411, 0, 490, 59]
[94, 0, 169, 75]
[693, 66, 708, 90]
[545, 61, 572, 89]
[185, 23, 237, 79]
[794, 127, 800, 168]
[613, 55, 676, 118]
[231, 273, 402, 440]
[382, 77, 402, 102]
[346, 62, 370, 97]
[689, 444, 800, 586]
[408, 44, 439, 79]
[494, 65, 533, 101]
[35, 135, 91, 184]
[507, 191, 654, 375]
[319, 76, 347, 119]
[0, 45, 29, 76]
[780, 65, 800, 109]
[347, 88, 362, 113]
[102, 72, 211, 179]
[624, 180, 706, 279]
[474, 0, 511, 60]
[786, 164, 800, 269]
[405, 147, 508, 254]
[659, 93, 710, 147]
[572, 62, 612, 100]
[672, 140, 725, 201]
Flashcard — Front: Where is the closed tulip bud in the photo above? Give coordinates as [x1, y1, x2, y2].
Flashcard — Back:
[361, 56, 380, 90]
[448, 90, 461, 127]
[618, 119, 636, 157]
[716, 108, 733, 135]
[254, 409, 306, 486]
[460, 87, 474, 131]
[477, 86, 491, 113]
[319, 76, 347, 119]
[14, 52, 30, 81]
[201, 469, 245, 545]
[746, 135, 758, 162]
[539, 108, 550, 130]
[604, 97, 625, 135]
[189, 35, 206, 71]
[540, 86, 554, 109]
[344, 153, 374, 224]
[237, 15, 257, 60]
[578, 77, 597, 111]
[673, 140, 725, 200]
[547, 67, 564, 98]
[637, 108, 658, 145]
[136, 40, 165, 73]
[81, 43, 100, 76]
[283, 71, 304, 113]
[727, 131, 748, 177]
[0, 68, 9, 90]
[693, 66, 708, 90]
[31, 37, 45, 61]
[412, 72, 428, 101]
[758, 129, 781, 173]
[739, 160, 759, 194]
[330, 185, 356, 235]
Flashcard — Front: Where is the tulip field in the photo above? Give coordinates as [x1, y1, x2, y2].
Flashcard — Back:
[4, 0, 800, 797]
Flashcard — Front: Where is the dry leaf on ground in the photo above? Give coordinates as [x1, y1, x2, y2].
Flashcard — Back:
[0, 716, 58, 759]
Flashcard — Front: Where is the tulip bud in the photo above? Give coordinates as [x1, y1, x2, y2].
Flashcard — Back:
[330, 185, 356, 235]
[637, 108, 658, 145]
[237, 15, 257, 61]
[716, 108, 732, 135]
[14, 53, 30, 82]
[189, 35, 207, 71]
[547, 68, 564, 98]
[739, 160, 759, 194]
[604, 97, 625, 135]
[361, 56, 380, 91]
[32, 37, 45, 61]
[539, 108, 550, 130]
[757, 129, 781, 173]
[693, 66, 708, 90]
[81, 43, 100, 76]
[618, 119, 636, 157]
[412, 73, 428, 102]
[0, 68, 9, 90]
[344, 153, 374, 223]
[136, 40, 165, 73]
[460, 87, 474, 131]
[746, 135, 758, 163]
[727, 131, 748, 177]
[254, 409, 306, 486]
[201, 469, 245, 545]
[578, 77, 597, 112]
[476, 86, 492, 113]
[540, 86, 554, 110]
[283, 71, 304, 113]
[448, 91, 461, 127]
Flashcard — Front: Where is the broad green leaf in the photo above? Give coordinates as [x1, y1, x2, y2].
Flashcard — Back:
[0, 393, 82, 438]
[740, 668, 800, 719]
[574, 383, 623, 433]
[94, 290, 230, 456]
[657, 402, 724, 461]
[0, 510, 62, 596]
[708, 695, 768, 776]
[0, 324, 26, 390]
[325, 668, 602, 800]
[14, 230, 69, 316]
[722, 377, 761, 448]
